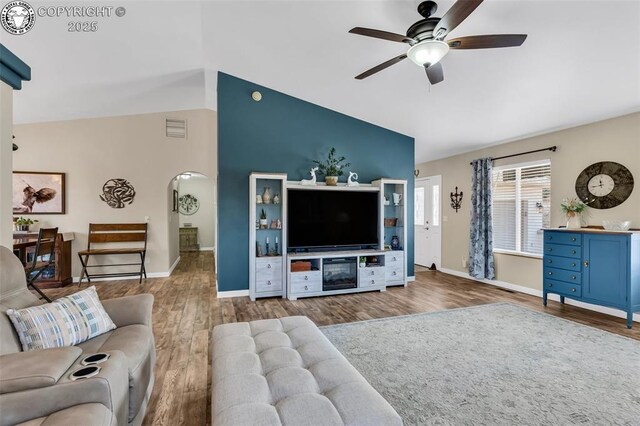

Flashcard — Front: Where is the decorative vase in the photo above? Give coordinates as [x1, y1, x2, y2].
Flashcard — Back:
[259, 219, 268, 229]
[256, 195, 262, 204]
[325, 176, 338, 186]
[566, 212, 582, 229]
[391, 235, 400, 250]
[262, 187, 272, 204]
[16, 225, 29, 232]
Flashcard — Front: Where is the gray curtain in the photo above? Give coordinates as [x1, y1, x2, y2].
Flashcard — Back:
[469, 158, 495, 279]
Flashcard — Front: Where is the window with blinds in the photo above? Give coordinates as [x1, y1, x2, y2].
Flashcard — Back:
[492, 161, 551, 256]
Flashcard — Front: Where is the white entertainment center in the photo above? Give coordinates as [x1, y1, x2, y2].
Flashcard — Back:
[249, 172, 407, 301]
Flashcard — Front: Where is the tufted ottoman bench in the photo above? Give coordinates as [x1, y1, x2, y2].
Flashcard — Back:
[212, 316, 402, 425]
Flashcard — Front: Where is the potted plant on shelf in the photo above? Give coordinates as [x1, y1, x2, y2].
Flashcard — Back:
[313, 147, 351, 186]
[14, 217, 38, 232]
[560, 198, 586, 229]
[259, 209, 268, 229]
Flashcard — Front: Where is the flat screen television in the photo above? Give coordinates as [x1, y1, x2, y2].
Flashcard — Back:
[288, 189, 379, 250]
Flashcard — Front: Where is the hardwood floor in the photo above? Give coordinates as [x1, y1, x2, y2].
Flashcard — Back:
[44, 251, 639, 425]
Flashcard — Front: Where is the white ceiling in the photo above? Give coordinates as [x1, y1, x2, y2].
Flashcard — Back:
[3, 0, 639, 162]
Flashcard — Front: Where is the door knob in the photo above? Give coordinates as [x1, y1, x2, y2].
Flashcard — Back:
[583, 261, 589, 267]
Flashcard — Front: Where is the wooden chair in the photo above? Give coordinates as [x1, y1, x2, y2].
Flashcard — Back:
[25, 227, 58, 303]
[78, 223, 148, 285]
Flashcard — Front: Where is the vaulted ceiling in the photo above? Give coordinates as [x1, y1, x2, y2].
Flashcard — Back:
[3, 1, 639, 162]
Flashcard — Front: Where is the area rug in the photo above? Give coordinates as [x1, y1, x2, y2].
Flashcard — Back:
[321, 303, 640, 425]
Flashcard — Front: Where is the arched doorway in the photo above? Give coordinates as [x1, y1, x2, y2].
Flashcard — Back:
[166, 172, 216, 272]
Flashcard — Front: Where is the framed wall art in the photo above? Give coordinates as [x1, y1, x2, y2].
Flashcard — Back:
[13, 171, 66, 214]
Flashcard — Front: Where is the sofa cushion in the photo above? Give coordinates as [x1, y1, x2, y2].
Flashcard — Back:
[77, 324, 154, 422]
[15, 403, 115, 426]
[212, 316, 402, 426]
[6, 286, 115, 351]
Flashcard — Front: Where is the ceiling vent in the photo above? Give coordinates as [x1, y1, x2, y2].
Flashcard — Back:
[166, 118, 187, 139]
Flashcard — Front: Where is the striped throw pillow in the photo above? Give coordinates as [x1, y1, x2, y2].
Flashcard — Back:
[7, 286, 116, 351]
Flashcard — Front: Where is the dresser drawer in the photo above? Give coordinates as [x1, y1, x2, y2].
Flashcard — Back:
[544, 243, 581, 259]
[544, 232, 581, 246]
[360, 267, 384, 279]
[290, 280, 322, 294]
[543, 255, 581, 272]
[385, 253, 404, 267]
[256, 278, 283, 293]
[544, 279, 582, 297]
[386, 266, 404, 282]
[544, 267, 581, 284]
[358, 276, 384, 288]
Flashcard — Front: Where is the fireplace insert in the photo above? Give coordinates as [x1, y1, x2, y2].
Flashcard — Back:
[323, 257, 357, 291]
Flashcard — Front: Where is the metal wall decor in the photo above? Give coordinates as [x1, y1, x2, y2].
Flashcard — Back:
[100, 178, 136, 208]
[450, 186, 463, 212]
[414, 169, 420, 177]
[178, 194, 200, 215]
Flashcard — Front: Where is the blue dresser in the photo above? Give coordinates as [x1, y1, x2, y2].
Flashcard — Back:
[543, 229, 640, 328]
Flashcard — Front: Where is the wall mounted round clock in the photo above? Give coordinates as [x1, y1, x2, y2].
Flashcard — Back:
[178, 194, 200, 215]
[575, 161, 634, 209]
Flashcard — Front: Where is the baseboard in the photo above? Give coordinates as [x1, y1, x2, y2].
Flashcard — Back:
[439, 268, 639, 324]
[408, 276, 416, 282]
[200, 246, 215, 252]
[217, 289, 250, 299]
[73, 257, 181, 283]
[168, 255, 181, 275]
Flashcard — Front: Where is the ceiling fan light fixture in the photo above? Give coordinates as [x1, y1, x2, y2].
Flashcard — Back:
[407, 40, 449, 66]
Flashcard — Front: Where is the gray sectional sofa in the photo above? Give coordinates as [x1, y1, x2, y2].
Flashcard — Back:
[0, 246, 155, 426]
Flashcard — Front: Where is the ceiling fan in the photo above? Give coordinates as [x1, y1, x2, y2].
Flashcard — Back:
[349, 0, 527, 85]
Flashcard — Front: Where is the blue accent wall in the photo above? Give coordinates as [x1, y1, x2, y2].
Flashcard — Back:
[217, 72, 415, 292]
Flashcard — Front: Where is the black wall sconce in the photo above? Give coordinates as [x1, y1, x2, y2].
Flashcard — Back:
[12, 135, 18, 151]
[450, 187, 463, 212]
[414, 169, 419, 177]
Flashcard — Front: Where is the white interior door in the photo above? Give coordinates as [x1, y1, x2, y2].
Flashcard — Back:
[414, 176, 442, 269]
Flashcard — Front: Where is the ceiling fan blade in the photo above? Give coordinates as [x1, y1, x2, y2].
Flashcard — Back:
[349, 27, 414, 44]
[355, 54, 408, 80]
[448, 34, 527, 49]
[434, 0, 484, 39]
[425, 63, 444, 85]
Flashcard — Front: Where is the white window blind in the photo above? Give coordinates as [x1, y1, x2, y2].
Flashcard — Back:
[492, 161, 551, 256]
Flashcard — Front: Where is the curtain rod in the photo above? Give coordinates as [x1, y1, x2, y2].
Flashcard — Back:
[469, 146, 557, 165]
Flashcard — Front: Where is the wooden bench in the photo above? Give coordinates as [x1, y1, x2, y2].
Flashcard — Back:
[78, 223, 148, 284]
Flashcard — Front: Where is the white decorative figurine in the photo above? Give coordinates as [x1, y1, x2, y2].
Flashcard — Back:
[301, 166, 318, 186]
[347, 171, 359, 187]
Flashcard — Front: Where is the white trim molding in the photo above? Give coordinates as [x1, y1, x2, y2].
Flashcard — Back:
[217, 289, 250, 299]
[408, 276, 416, 282]
[440, 268, 639, 324]
[200, 247, 215, 252]
[168, 255, 181, 275]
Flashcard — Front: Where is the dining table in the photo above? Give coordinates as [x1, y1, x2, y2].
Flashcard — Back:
[12, 236, 39, 265]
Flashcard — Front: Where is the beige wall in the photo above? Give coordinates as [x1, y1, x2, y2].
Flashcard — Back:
[0, 83, 13, 248]
[178, 174, 216, 250]
[416, 112, 640, 290]
[12, 109, 217, 278]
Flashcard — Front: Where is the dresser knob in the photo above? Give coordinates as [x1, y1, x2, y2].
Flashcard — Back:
[571, 237, 576, 241]
[267, 264, 271, 269]
[571, 276, 576, 280]
[583, 261, 589, 267]
[371, 280, 375, 284]
[304, 276, 308, 280]
[571, 250, 576, 254]
[548, 272, 552, 276]
[571, 263, 576, 267]
[392, 271, 397, 276]
[370, 271, 374, 276]
[304, 285, 308, 291]
[549, 283, 553, 287]
[267, 280, 271, 286]
[547, 260, 552, 264]
[393, 257, 397, 261]
[571, 288, 576, 292]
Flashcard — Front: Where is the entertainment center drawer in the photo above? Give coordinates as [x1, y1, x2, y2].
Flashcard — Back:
[290, 271, 322, 285]
[360, 267, 384, 279]
[544, 279, 582, 297]
[544, 232, 581, 246]
[358, 276, 384, 288]
[290, 280, 322, 294]
[386, 267, 404, 281]
[256, 278, 283, 293]
[256, 258, 283, 274]
[386, 252, 404, 267]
